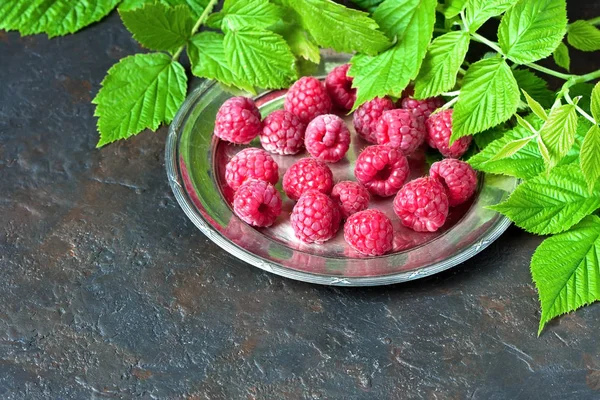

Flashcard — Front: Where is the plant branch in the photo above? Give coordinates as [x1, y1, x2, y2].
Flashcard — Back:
[565, 92, 597, 125]
[172, 0, 219, 61]
[525, 62, 574, 80]
[470, 32, 503, 54]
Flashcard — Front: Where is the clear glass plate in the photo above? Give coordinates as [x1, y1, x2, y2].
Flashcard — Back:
[165, 54, 517, 286]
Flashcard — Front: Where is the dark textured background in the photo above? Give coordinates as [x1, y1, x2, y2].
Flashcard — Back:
[2, 2, 600, 399]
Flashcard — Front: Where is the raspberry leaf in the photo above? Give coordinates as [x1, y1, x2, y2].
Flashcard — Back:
[464, 0, 519, 33]
[120, 3, 194, 53]
[120, 0, 207, 17]
[443, 0, 468, 18]
[591, 82, 600, 122]
[538, 104, 578, 170]
[224, 28, 296, 89]
[452, 57, 520, 140]
[272, 22, 320, 64]
[188, 32, 255, 93]
[283, 0, 390, 56]
[488, 136, 534, 162]
[567, 20, 600, 52]
[93, 53, 187, 147]
[0, 0, 119, 37]
[521, 90, 548, 121]
[512, 68, 555, 109]
[210, 0, 280, 31]
[498, 0, 567, 65]
[580, 125, 600, 193]
[490, 163, 600, 235]
[531, 215, 600, 335]
[349, 0, 436, 110]
[414, 31, 470, 99]
[553, 42, 570, 72]
[349, 0, 385, 12]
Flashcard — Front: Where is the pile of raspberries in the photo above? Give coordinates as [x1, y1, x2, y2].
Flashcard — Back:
[215, 64, 476, 257]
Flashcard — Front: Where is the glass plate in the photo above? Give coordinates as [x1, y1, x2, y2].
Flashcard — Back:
[165, 54, 517, 286]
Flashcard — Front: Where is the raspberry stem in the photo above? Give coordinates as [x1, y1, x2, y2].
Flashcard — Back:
[171, 0, 219, 61]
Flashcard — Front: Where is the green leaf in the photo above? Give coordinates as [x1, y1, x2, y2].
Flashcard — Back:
[284, 0, 390, 56]
[212, 0, 280, 31]
[580, 125, 600, 193]
[591, 82, 600, 122]
[93, 53, 187, 147]
[512, 68, 555, 109]
[452, 57, 519, 140]
[539, 104, 578, 170]
[349, 0, 385, 12]
[119, 0, 206, 18]
[0, 0, 120, 37]
[567, 20, 600, 52]
[119, 3, 194, 53]
[188, 32, 254, 93]
[443, 0, 468, 18]
[498, 0, 567, 65]
[272, 22, 320, 64]
[515, 114, 537, 133]
[552, 42, 570, 72]
[522, 89, 547, 121]
[474, 126, 506, 149]
[414, 31, 470, 99]
[490, 164, 600, 235]
[348, 0, 436, 109]
[488, 136, 534, 162]
[464, 0, 518, 32]
[531, 215, 600, 334]
[224, 28, 296, 89]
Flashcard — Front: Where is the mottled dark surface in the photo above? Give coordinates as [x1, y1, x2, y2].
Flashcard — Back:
[2, 3, 600, 399]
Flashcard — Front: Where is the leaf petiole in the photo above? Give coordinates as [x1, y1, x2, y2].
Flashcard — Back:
[470, 32, 503, 55]
[525, 62, 574, 80]
[565, 91, 597, 125]
[171, 0, 219, 61]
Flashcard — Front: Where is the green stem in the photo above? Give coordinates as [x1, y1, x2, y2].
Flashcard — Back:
[573, 69, 600, 84]
[565, 92, 597, 125]
[470, 32, 503, 54]
[171, 0, 219, 61]
[458, 67, 467, 75]
[586, 16, 600, 26]
[525, 62, 574, 80]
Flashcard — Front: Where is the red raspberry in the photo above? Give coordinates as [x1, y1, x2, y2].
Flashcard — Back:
[331, 181, 370, 219]
[426, 109, 472, 158]
[393, 177, 449, 232]
[214, 96, 262, 144]
[375, 109, 426, 154]
[430, 159, 478, 206]
[304, 114, 351, 163]
[353, 97, 395, 143]
[325, 64, 356, 111]
[233, 180, 282, 227]
[225, 148, 279, 191]
[282, 158, 334, 201]
[284, 77, 332, 123]
[354, 145, 410, 197]
[291, 190, 341, 243]
[344, 209, 393, 256]
[260, 110, 305, 155]
[401, 96, 444, 122]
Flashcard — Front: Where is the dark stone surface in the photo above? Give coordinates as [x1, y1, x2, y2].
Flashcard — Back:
[1, 3, 600, 399]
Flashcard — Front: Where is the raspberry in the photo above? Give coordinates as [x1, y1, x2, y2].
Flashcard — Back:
[430, 159, 478, 206]
[401, 96, 444, 122]
[393, 177, 449, 232]
[354, 145, 410, 197]
[304, 114, 351, 163]
[260, 110, 305, 155]
[325, 64, 356, 111]
[344, 209, 394, 256]
[331, 181, 370, 219]
[214, 96, 262, 144]
[283, 158, 334, 201]
[353, 97, 395, 143]
[284, 77, 332, 123]
[233, 180, 282, 227]
[291, 190, 341, 243]
[426, 109, 472, 158]
[375, 109, 426, 154]
[225, 148, 279, 191]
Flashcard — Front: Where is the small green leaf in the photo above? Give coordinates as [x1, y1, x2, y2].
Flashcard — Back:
[443, 0, 468, 18]
[567, 20, 600, 52]
[515, 114, 537, 133]
[414, 31, 470, 99]
[93, 53, 187, 146]
[188, 32, 254, 93]
[224, 28, 296, 89]
[272, 22, 320, 64]
[490, 164, 600, 234]
[522, 89, 548, 121]
[580, 125, 600, 193]
[452, 57, 520, 140]
[349, 0, 436, 109]
[474, 126, 506, 149]
[120, 3, 194, 53]
[119, 0, 206, 18]
[498, 0, 567, 65]
[464, 0, 519, 32]
[539, 104, 578, 170]
[513, 68, 555, 109]
[531, 215, 600, 334]
[0, 0, 120, 37]
[591, 82, 600, 122]
[213, 0, 280, 31]
[553, 42, 570, 72]
[348, 0, 385, 12]
[488, 136, 534, 162]
[284, 0, 390, 56]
